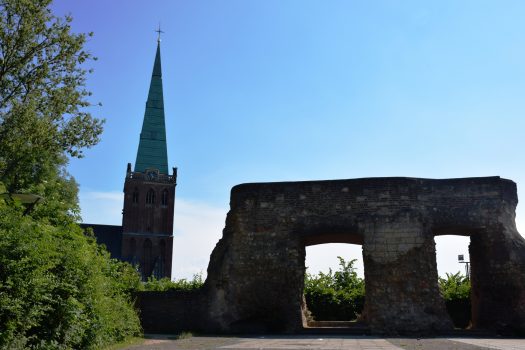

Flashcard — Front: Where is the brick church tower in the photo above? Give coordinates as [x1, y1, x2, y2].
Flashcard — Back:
[121, 38, 176, 280]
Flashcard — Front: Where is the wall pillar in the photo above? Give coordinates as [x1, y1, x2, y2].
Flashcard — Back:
[362, 221, 452, 333]
[470, 224, 525, 333]
[205, 223, 305, 333]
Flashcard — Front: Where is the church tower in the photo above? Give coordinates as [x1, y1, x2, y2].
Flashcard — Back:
[121, 37, 176, 280]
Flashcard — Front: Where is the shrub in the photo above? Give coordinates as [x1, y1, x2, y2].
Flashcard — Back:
[0, 205, 142, 349]
[0, 0, 139, 347]
[142, 273, 204, 292]
[304, 257, 365, 321]
[438, 272, 471, 328]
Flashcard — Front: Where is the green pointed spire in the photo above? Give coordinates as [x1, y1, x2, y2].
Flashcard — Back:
[134, 42, 169, 174]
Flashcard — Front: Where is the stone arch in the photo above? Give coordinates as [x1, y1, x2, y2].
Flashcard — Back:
[141, 177, 525, 335]
[290, 221, 366, 325]
[431, 223, 517, 330]
[205, 177, 525, 333]
[433, 233, 471, 328]
[300, 228, 363, 246]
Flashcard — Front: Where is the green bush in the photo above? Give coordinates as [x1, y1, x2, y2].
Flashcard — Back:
[439, 271, 471, 300]
[0, 204, 142, 349]
[438, 272, 471, 328]
[304, 257, 365, 321]
[0, 0, 141, 347]
[142, 273, 204, 292]
[439, 272, 471, 328]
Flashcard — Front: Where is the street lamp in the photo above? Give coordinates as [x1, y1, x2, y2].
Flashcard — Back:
[458, 254, 470, 279]
[0, 193, 43, 215]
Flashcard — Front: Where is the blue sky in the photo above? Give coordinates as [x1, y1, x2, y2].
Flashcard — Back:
[52, 1, 525, 279]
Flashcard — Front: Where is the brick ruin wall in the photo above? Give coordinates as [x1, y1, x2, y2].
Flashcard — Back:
[138, 176, 525, 334]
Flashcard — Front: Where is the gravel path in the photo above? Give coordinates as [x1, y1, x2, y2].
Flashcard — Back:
[123, 335, 525, 350]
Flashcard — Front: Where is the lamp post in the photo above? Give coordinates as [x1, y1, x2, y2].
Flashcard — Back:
[0, 193, 43, 215]
[458, 254, 470, 279]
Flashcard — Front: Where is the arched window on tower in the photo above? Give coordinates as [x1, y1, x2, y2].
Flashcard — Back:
[146, 188, 155, 205]
[132, 188, 139, 204]
[161, 189, 169, 207]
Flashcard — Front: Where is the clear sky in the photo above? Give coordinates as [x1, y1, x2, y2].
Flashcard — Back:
[52, 1, 525, 279]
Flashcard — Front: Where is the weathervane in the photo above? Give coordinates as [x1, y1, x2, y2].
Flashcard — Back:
[155, 23, 164, 43]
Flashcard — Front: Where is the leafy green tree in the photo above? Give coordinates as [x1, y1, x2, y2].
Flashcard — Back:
[0, 204, 142, 349]
[438, 272, 471, 328]
[304, 257, 365, 321]
[0, 0, 103, 195]
[0, 1, 141, 348]
[438, 271, 471, 301]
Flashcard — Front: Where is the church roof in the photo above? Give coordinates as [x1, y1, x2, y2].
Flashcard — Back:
[80, 224, 122, 259]
[134, 42, 169, 174]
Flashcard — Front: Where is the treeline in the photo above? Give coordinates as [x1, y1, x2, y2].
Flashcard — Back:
[141, 274, 204, 291]
[304, 257, 471, 328]
[304, 257, 365, 321]
[0, 205, 142, 349]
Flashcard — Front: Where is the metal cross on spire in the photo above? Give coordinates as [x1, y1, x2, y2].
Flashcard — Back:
[155, 23, 164, 43]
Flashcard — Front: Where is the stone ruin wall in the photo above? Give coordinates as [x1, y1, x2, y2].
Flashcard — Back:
[139, 176, 525, 335]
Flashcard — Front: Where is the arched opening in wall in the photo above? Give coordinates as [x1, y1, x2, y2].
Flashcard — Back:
[434, 233, 471, 329]
[302, 232, 365, 328]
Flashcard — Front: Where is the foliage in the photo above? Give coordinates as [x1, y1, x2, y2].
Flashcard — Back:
[101, 337, 145, 350]
[0, 204, 142, 349]
[0, 0, 104, 194]
[438, 271, 471, 301]
[141, 273, 204, 292]
[304, 257, 365, 321]
[438, 272, 471, 328]
[0, 0, 141, 348]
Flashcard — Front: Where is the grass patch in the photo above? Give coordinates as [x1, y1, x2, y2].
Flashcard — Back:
[168, 331, 194, 340]
[103, 337, 145, 350]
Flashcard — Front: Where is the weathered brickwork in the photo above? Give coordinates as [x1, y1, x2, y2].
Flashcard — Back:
[121, 167, 177, 280]
[139, 176, 525, 335]
[136, 290, 206, 333]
